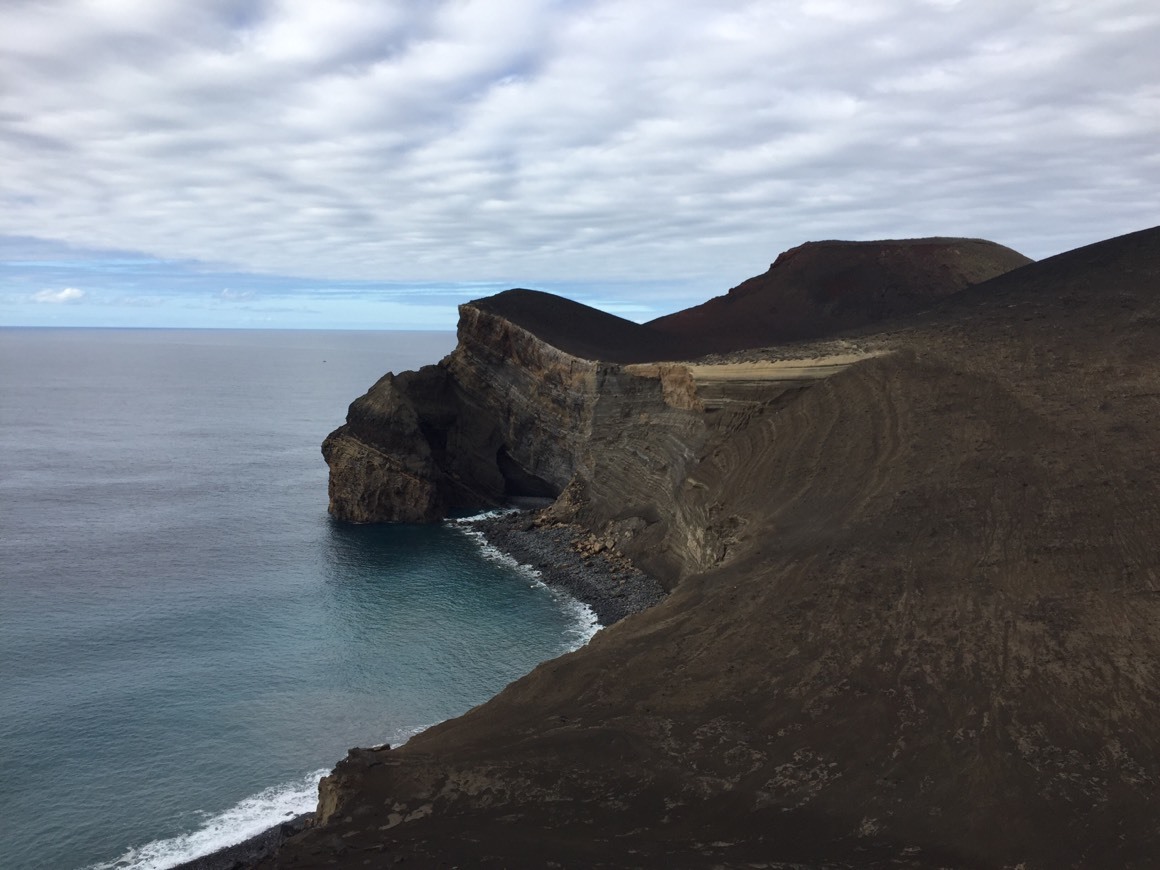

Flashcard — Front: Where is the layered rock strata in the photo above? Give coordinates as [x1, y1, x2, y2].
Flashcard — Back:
[322, 291, 707, 527]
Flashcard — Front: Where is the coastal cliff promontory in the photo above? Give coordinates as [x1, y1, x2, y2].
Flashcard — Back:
[322, 237, 1028, 534]
[283, 228, 1160, 868]
[321, 288, 701, 526]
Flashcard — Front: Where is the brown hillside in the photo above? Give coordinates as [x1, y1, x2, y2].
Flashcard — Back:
[287, 226, 1160, 868]
[649, 237, 1031, 354]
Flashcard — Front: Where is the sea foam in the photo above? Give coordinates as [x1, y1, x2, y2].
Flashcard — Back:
[453, 510, 536, 574]
[451, 512, 599, 650]
[85, 769, 328, 870]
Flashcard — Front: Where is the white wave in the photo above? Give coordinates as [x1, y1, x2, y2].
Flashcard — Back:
[448, 515, 601, 650]
[449, 517, 541, 578]
[556, 595, 600, 650]
[85, 769, 329, 870]
[452, 508, 519, 524]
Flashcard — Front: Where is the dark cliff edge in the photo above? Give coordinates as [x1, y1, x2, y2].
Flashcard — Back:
[270, 228, 1160, 868]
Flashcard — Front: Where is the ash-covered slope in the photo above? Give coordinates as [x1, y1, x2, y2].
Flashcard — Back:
[471, 288, 689, 363]
[280, 226, 1160, 868]
[648, 237, 1031, 354]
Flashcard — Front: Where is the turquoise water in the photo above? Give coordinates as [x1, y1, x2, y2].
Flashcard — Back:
[0, 329, 595, 870]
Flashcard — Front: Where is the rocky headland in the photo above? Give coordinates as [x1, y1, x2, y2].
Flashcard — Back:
[266, 229, 1160, 868]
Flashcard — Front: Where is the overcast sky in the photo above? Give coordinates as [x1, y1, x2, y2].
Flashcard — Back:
[2, 0, 1157, 329]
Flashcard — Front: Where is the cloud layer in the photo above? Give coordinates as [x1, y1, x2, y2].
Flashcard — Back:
[1, 0, 1158, 318]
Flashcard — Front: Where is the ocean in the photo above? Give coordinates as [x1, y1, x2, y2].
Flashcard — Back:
[0, 328, 597, 870]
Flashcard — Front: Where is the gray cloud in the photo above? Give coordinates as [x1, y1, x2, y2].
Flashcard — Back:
[1, 0, 1157, 311]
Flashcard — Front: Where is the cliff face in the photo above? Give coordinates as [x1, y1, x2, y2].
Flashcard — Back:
[442, 303, 599, 500]
[321, 297, 707, 528]
[321, 297, 867, 582]
[276, 227, 1160, 870]
[322, 368, 448, 523]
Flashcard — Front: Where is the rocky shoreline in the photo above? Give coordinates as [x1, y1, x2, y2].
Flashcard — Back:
[169, 814, 312, 870]
[461, 509, 667, 626]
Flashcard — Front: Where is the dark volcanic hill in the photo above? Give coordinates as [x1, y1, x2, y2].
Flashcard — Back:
[288, 226, 1160, 868]
[648, 237, 1032, 354]
[472, 288, 689, 364]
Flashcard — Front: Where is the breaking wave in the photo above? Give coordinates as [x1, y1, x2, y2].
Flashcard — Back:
[451, 512, 599, 651]
[86, 769, 328, 870]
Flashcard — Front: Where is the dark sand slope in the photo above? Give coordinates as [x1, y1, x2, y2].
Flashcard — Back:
[280, 227, 1160, 868]
[649, 237, 1032, 355]
[471, 288, 689, 364]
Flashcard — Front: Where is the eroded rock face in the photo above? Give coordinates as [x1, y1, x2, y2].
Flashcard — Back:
[321, 298, 709, 525]
[321, 297, 775, 578]
[442, 304, 600, 498]
[321, 368, 449, 523]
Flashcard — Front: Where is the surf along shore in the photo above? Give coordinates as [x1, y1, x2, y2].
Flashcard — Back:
[171, 512, 661, 870]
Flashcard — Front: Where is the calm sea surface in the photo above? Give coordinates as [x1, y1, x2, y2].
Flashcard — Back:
[0, 328, 596, 870]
